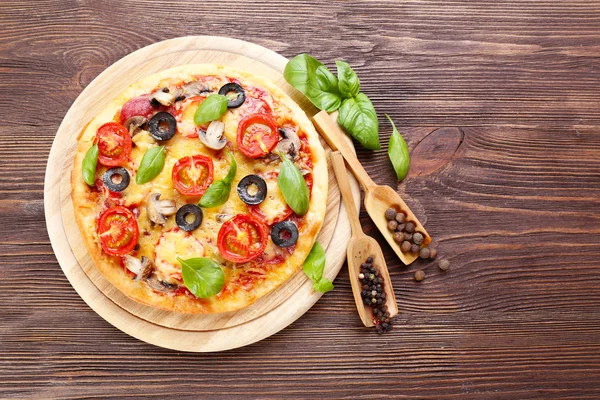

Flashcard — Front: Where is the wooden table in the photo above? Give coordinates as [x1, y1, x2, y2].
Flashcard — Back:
[2, 1, 600, 398]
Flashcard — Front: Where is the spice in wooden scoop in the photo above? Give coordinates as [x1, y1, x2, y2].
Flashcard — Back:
[385, 206, 438, 258]
[358, 256, 395, 334]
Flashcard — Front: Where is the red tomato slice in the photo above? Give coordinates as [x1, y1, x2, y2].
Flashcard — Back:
[217, 214, 268, 263]
[172, 155, 214, 196]
[236, 114, 279, 158]
[119, 95, 156, 123]
[95, 122, 132, 167]
[97, 206, 139, 256]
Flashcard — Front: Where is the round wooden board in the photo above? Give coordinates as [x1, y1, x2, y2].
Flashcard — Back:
[44, 36, 361, 352]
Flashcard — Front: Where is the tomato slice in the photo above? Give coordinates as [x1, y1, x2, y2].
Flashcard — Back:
[236, 114, 279, 158]
[97, 206, 139, 256]
[217, 214, 268, 263]
[95, 122, 132, 167]
[172, 155, 214, 196]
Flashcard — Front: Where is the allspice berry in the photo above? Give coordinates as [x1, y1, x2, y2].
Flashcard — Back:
[405, 222, 415, 233]
[396, 223, 405, 232]
[403, 232, 413, 241]
[414, 270, 425, 281]
[429, 248, 438, 259]
[400, 241, 412, 252]
[411, 244, 420, 254]
[387, 220, 398, 231]
[419, 247, 431, 259]
[413, 232, 424, 245]
[393, 232, 404, 244]
[439, 259, 450, 271]
[385, 208, 397, 221]
[395, 213, 405, 223]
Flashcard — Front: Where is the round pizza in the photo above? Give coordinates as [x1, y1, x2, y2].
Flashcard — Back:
[71, 64, 328, 314]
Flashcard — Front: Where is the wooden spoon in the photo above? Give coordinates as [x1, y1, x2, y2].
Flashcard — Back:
[330, 151, 398, 327]
[314, 111, 431, 265]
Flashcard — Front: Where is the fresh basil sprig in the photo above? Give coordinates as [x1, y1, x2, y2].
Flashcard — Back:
[82, 143, 99, 186]
[278, 154, 310, 215]
[386, 114, 410, 181]
[284, 54, 380, 150]
[194, 94, 228, 125]
[303, 242, 334, 293]
[284, 54, 342, 112]
[178, 257, 225, 298]
[136, 145, 165, 184]
[198, 152, 237, 208]
[338, 93, 380, 150]
[336, 61, 360, 98]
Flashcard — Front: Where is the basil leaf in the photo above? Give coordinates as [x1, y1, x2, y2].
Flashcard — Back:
[82, 143, 99, 186]
[222, 152, 237, 184]
[337, 93, 381, 150]
[136, 146, 165, 184]
[278, 155, 310, 215]
[303, 242, 333, 293]
[198, 180, 231, 208]
[336, 61, 360, 98]
[193, 94, 228, 125]
[284, 54, 342, 112]
[386, 114, 411, 181]
[313, 277, 334, 293]
[178, 257, 225, 298]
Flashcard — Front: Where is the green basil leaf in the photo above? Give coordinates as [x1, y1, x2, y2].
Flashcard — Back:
[178, 257, 225, 298]
[278, 155, 310, 215]
[386, 114, 411, 181]
[303, 242, 326, 282]
[198, 180, 231, 208]
[284, 54, 342, 112]
[313, 277, 334, 293]
[337, 93, 381, 150]
[336, 61, 360, 98]
[82, 143, 99, 186]
[223, 152, 237, 184]
[193, 94, 228, 125]
[136, 146, 165, 184]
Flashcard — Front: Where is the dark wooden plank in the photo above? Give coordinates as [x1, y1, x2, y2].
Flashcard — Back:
[1, 0, 600, 398]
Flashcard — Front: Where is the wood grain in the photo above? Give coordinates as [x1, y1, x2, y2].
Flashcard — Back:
[2, 0, 600, 398]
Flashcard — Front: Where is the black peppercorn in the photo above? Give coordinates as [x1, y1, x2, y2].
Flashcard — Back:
[366, 256, 373, 263]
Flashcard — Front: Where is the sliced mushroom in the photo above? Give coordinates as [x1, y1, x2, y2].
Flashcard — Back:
[276, 127, 301, 161]
[174, 81, 211, 101]
[150, 88, 176, 106]
[123, 255, 154, 281]
[146, 274, 178, 293]
[147, 193, 177, 225]
[124, 116, 148, 137]
[199, 120, 227, 150]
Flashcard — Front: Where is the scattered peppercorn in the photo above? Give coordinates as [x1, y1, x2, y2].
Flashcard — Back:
[405, 222, 415, 233]
[429, 248, 438, 259]
[413, 232, 424, 245]
[439, 258, 450, 271]
[385, 208, 397, 221]
[414, 270, 425, 281]
[400, 241, 412, 252]
[387, 220, 398, 231]
[395, 213, 405, 223]
[419, 247, 430, 259]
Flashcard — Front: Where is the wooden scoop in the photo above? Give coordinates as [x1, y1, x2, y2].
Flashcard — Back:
[330, 151, 398, 327]
[314, 111, 431, 265]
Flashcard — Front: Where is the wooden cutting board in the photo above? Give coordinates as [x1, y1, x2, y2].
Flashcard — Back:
[44, 36, 360, 351]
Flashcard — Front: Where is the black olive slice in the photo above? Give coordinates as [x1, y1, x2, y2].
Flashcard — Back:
[148, 111, 176, 141]
[270, 221, 299, 248]
[237, 175, 267, 205]
[218, 83, 245, 108]
[103, 167, 130, 192]
[176, 204, 203, 232]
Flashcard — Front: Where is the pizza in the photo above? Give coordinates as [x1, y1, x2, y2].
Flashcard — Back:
[71, 64, 328, 314]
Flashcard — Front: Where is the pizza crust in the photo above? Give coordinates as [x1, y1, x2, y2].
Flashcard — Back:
[71, 64, 328, 314]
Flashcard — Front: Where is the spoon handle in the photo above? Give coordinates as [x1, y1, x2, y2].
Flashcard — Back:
[313, 111, 376, 191]
[330, 152, 363, 237]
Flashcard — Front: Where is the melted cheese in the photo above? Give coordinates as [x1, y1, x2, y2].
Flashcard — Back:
[154, 229, 205, 283]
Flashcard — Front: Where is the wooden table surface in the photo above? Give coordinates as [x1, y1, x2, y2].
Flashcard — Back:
[2, 1, 600, 398]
